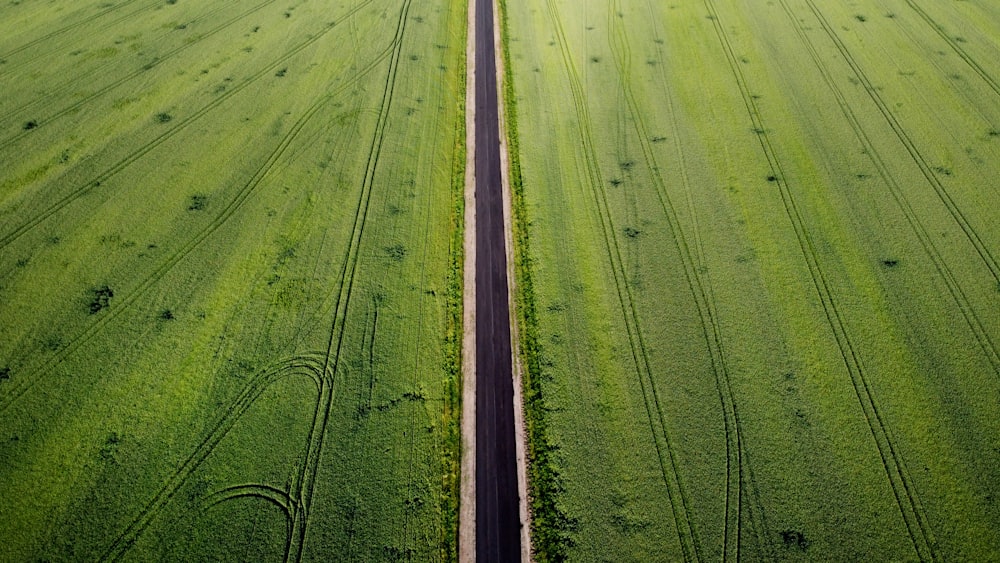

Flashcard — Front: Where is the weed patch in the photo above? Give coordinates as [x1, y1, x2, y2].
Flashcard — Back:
[99, 432, 121, 461]
[89, 286, 114, 314]
[385, 244, 407, 262]
[781, 529, 810, 550]
[188, 194, 207, 210]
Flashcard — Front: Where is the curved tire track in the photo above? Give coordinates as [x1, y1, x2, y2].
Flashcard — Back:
[99, 354, 328, 561]
[286, 0, 413, 557]
[0, 47, 392, 413]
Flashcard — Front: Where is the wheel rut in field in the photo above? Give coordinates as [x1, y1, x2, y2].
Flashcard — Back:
[95, 0, 415, 558]
[543, 0, 700, 558]
[702, 0, 939, 558]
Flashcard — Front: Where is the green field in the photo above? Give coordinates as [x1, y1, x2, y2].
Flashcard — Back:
[503, 0, 1000, 560]
[0, 0, 465, 560]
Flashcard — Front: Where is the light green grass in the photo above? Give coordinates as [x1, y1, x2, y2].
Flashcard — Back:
[505, 0, 1000, 560]
[0, 0, 465, 560]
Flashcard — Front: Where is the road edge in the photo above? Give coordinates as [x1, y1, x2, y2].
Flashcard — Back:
[458, 0, 477, 558]
[491, 0, 532, 559]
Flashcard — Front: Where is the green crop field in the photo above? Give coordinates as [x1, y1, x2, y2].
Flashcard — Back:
[0, 0, 465, 560]
[503, 0, 1000, 560]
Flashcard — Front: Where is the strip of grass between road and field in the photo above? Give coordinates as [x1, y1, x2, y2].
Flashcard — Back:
[496, 0, 576, 559]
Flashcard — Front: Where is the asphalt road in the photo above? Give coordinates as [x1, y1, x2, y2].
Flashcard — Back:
[474, 0, 521, 559]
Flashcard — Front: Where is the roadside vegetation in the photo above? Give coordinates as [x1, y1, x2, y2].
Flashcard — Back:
[497, 0, 577, 559]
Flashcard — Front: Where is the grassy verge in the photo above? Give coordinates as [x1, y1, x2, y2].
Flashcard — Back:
[497, 0, 576, 559]
[439, 15, 467, 560]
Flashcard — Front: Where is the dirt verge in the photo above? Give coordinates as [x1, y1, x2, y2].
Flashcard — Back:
[458, 0, 477, 558]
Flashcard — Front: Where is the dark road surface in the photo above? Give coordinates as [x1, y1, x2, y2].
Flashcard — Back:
[474, 0, 521, 560]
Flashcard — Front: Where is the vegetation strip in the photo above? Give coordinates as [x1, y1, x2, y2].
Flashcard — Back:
[496, 0, 577, 559]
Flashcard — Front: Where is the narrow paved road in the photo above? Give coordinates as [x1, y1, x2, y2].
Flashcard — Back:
[474, 0, 521, 559]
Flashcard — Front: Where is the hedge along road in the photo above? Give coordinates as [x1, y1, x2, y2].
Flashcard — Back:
[472, 0, 522, 559]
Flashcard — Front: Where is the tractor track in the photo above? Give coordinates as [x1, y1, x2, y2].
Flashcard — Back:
[292, 0, 412, 557]
[0, 0, 373, 151]
[774, 0, 1000, 374]
[0, 41, 392, 414]
[0, 0, 229, 78]
[902, 0, 1000, 100]
[0, 0, 258, 128]
[620, 1, 780, 558]
[544, 0, 700, 559]
[0, 0, 151, 62]
[0, 0, 377, 252]
[862, 0, 1000, 143]
[606, 2, 757, 560]
[702, 0, 939, 559]
[799, 0, 999, 287]
[400, 41, 443, 550]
